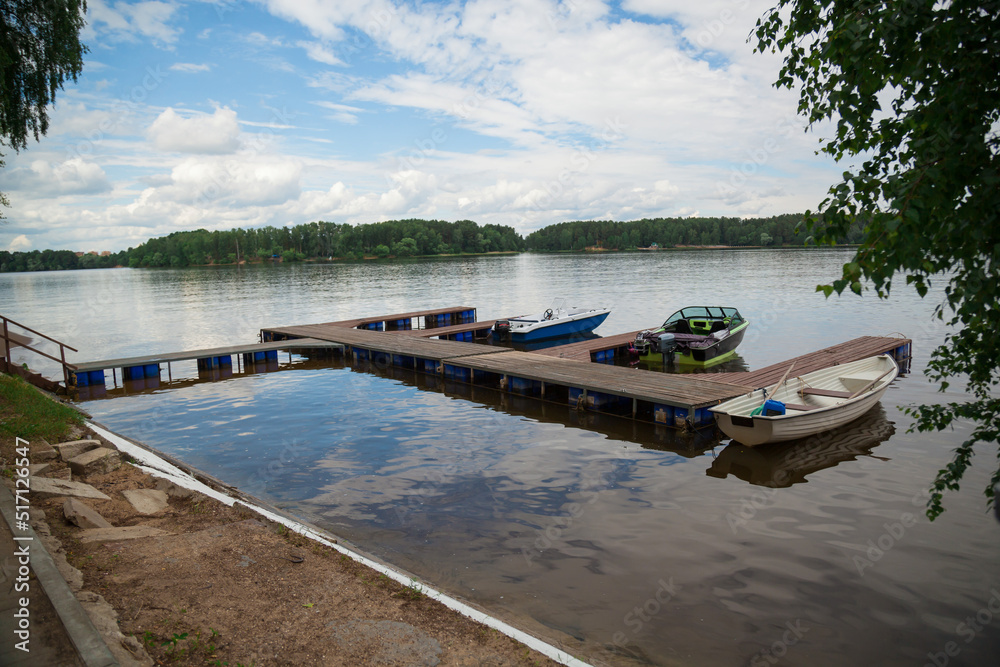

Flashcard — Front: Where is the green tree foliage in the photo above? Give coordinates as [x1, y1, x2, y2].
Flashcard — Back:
[1, 0, 88, 218]
[0, 249, 124, 271]
[755, 1, 1000, 518]
[524, 214, 811, 251]
[5, 219, 522, 270]
[0, 0, 87, 149]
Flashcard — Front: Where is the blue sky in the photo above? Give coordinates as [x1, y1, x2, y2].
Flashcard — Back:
[0, 0, 842, 253]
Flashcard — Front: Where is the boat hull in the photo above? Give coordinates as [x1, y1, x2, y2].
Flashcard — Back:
[710, 355, 899, 446]
[640, 319, 749, 366]
[510, 311, 610, 342]
[676, 324, 748, 365]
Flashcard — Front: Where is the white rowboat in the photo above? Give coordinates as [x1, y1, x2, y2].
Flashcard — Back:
[710, 354, 899, 446]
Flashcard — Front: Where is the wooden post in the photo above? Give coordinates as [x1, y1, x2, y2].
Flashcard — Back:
[60, 344, 69, 387]
[2, 318, 10, 372]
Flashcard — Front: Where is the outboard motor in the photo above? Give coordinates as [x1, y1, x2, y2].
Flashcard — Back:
[493, 319, 511, 340]
[657, 333, 677, 354]
[658, 333, 677, 367]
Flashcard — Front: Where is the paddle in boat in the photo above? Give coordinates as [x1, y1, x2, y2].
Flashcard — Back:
[632, 306, 749, 366]
[492, 300, 611, 342]
[710, 354, 899, 446]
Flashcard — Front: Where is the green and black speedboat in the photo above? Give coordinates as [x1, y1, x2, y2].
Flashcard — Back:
[632, 306, 750, 366]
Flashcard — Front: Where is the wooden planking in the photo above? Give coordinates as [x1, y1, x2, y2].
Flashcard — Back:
[72, 338, 343, 372]
[318, 306, 477, 329]
[262, 324, 511, 359]
[711, 336, 911, 388]
[533, 330, 642, 361]
[395, 320, 500, 337]
[452, 351, 754, 409]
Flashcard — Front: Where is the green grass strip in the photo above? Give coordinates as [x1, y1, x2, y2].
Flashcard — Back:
[0, 373, 83, 441]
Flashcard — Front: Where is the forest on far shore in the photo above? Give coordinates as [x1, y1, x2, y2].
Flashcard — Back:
[0, 213, 864, 272]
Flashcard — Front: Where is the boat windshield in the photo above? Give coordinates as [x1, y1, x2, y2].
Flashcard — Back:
[661, 306, 743, 328]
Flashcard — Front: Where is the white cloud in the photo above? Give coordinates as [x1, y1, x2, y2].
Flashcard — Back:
[2, 159, 112, 196]
[7, 235, 32, 252]
[148, 156, 303, 207]
[170, 62, 211, 73]
[313, 101, 364, 124]
[87, 0, 182, 45]
[148, 107, 241, 154]
[297, 41, 343, 66]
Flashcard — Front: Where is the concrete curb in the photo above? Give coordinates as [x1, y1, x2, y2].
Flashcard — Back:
[0, 485, 118, 667]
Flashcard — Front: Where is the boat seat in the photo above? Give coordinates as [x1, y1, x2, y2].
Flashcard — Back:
[709, 320, 728, 333]
[783, 402, 817, 411]
[800, 387, 852, 398]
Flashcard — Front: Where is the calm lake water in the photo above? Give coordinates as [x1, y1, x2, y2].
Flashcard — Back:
[2, 250, 998, 666]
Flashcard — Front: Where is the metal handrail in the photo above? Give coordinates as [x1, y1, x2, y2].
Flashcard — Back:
[0, 314, 77, 352]
[1, 315, 78, 389]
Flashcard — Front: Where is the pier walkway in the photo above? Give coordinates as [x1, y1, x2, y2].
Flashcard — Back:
[262, 321, 753, 427]
[261, 304, 911, 428]
[71, 338, 343, 387]
[710, 335, 912, 387]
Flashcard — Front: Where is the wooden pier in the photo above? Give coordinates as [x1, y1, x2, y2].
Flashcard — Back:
[262, 313, 755, 427]
[533, 330, 642, 363]
[319, 306, 478, 331]
[260, 306, 912, 429]
[710, 335, 912, 387]
[71, 338, 343, 387]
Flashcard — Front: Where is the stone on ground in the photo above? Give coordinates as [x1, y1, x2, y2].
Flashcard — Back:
[123, 489, 169, 515]
[43, 467, 72, 480]
[53, 439, 103, 462]
[28, 462, 50, 476]
[64, 498, 114, 529]
[31, 438, 59, 461]
[29, 477, 111, 500]
[153, 477, 195, 499]
[68, 447, 122, 477]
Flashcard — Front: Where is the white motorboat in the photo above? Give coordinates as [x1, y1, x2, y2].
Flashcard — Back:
[492, 300, 610, 342]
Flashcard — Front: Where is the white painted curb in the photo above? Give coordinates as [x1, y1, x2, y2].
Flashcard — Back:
[87, 422, 594, 667]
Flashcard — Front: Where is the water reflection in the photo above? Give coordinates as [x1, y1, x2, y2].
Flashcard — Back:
[630, 352, 751, 374]
[706, 405, 896, 487]
[11, 252, 997, 667]
[75, 357, 331, 401]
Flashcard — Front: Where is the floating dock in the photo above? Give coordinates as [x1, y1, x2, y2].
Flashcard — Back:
[70, 338, 343, 387]
[261, 306, 912, 429]
[320, 306, 478, 331]
[710, 335, 912, 386]
[68, 305, 911, 430]
[263, 323, 753, 427]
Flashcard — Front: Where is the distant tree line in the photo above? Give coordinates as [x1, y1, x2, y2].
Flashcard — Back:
[523, 213, 864, 251]
[0, 249, 126, 272]
[116, 219, 525, 268]
[0, 214, 868, 272]
[0, 219, 524, 271]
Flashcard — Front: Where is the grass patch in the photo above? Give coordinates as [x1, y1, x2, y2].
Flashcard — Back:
[0, 373, 83, 441]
